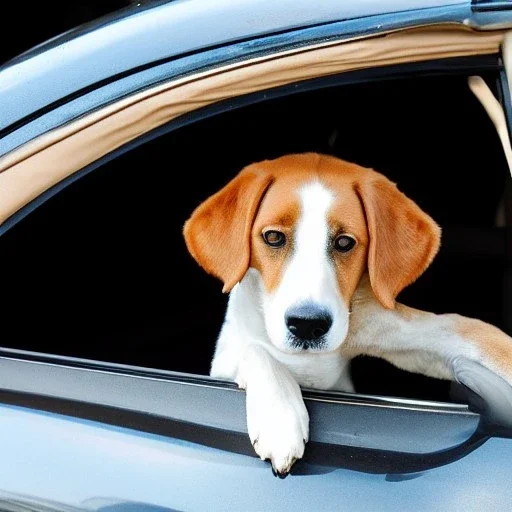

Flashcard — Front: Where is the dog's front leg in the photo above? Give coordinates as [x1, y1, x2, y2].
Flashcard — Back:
[235, 344, 309, 476]
[345, 277, 512, 389]
[210, 274, 308, 475]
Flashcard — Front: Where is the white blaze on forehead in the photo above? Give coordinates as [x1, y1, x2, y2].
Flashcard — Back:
[294, 181, 334, 281]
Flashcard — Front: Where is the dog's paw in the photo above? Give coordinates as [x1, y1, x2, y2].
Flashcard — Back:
[246, 386, 309, 476]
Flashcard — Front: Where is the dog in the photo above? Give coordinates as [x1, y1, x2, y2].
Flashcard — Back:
[184, 153, 512, 476]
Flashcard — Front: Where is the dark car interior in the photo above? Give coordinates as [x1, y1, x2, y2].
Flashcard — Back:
[1, 70, 510, 402]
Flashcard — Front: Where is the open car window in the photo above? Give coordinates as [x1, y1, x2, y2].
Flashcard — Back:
[0, 65, 510, 397]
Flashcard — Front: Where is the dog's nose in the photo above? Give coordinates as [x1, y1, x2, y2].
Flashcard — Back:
[285, 303, 333, 343]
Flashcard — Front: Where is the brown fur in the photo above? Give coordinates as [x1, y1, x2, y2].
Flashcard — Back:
[354, 176, 441, 309]
[457, 317, 512, 375]
[249, 182, 300, 293]
[183, 165, 273, 292]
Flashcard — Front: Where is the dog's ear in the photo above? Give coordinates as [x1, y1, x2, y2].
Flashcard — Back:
[355, 175, 441, 309]
[183, 165, 273, 293]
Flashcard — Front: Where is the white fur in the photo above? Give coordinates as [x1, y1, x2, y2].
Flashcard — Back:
[239, 344, 308, 475]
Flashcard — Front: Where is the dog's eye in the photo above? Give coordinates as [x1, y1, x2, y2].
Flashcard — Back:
[263, 230, 286, 248]
[334, 235, 356, 253]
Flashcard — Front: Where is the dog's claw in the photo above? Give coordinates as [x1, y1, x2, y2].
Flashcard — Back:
[271, 465, 290, 479]
[269, 455, 297, 478]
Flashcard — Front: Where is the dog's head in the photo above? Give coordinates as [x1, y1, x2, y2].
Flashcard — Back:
[184, 153, 440, 353]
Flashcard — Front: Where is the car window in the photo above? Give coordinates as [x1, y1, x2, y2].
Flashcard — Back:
[0, 70, 510, 405]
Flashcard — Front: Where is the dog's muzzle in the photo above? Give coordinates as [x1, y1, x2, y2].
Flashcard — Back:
[285, 302, 333, 349]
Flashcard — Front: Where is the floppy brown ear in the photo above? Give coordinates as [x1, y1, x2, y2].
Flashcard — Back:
[355, 175, 441, 309]
[183, 165, 273, 293]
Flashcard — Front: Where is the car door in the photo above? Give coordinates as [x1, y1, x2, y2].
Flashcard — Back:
[0, 1, 512, 510]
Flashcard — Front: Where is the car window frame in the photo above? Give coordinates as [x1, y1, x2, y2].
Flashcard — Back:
[2, 0, 511, 142]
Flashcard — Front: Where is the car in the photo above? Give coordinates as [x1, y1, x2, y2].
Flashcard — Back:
[0, 0, 512, 509]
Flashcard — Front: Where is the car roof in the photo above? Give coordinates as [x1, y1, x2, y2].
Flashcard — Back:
[2, 0, 465, 67]
[0, 0, 509, 135]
